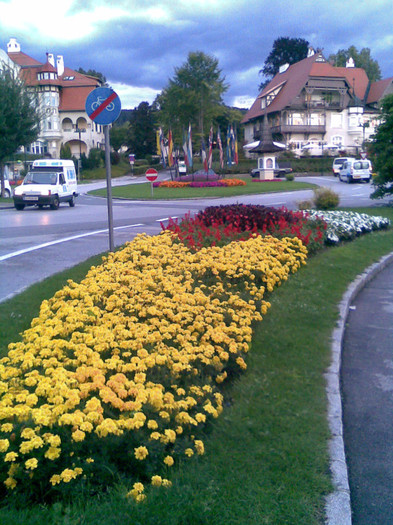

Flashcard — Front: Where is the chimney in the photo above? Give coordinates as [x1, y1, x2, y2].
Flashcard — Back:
[7, 38, 21, 53]
[56, 55, 64, 76]
[346, 57, 355, 68]
[47, 53, 55, 67]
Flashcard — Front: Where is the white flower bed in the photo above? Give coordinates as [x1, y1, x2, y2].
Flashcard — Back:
[304, 210, 391, 244]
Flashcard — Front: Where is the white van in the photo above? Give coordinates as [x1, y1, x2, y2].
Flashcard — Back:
[338, 158, 372, 183]
[1, 173, 12, 198]
[13, 159, 77, 210]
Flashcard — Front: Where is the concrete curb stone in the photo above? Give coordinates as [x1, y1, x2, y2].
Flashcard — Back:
[324, 250, 393, 525]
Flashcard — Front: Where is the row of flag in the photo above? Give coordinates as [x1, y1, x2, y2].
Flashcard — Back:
[156, 124, 238, 171]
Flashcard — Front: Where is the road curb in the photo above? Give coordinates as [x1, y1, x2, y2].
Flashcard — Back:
[324, 250, 393, 524]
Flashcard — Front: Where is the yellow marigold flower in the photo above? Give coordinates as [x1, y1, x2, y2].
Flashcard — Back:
[147, 419, 158, 430]
[49, 474, 61, 486]
[44, 447, 61, 460]
[194, 440, 205, 455]
[164, 455, 174, 467]
[134, 446, 148, 460]
[1, 423, 13, 432]
[4, 452, 18, 462]
[21, 428, 36, 440]
[162, 478, 172, 488]
[4, 477, 17, 489]
[0, 439, 10, 453]
[86, 457, 94, 463]
[185, 448, 194, 457]
[72, 429, 86, 442]
[151, 475, 162, 486]
[25, 458, 38, 470]
[135, 493, 146, 503]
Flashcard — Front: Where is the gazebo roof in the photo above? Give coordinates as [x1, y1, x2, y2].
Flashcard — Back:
[250, 115, 283, 154]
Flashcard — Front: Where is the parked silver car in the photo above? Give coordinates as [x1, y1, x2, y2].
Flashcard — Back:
[338, 158, 372, 183]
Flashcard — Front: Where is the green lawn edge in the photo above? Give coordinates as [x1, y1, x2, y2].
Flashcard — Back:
[90, 178, 316, 200]
[1, 207, 392, 524]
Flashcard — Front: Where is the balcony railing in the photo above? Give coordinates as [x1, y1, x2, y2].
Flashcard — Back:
[254, 123, 326, 139]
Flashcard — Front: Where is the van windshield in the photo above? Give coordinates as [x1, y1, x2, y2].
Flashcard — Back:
[24, 172, 58, 185]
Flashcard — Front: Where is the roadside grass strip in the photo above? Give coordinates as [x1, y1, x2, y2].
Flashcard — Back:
[0, 231, 307, 503]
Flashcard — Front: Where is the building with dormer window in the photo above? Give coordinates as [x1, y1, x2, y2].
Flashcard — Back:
[4, 38, 105, 159]
[242, 51, 393, 157]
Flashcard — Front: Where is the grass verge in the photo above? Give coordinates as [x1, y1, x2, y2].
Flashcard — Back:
[0, 207, 392, 524]
[90, 178, 316, 200]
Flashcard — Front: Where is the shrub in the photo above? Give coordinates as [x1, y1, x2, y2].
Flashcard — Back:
[313, 187, 340, 210]
[285, 172, 294, 181]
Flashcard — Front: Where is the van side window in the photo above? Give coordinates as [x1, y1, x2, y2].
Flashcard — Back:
[59, 174, 65, 185]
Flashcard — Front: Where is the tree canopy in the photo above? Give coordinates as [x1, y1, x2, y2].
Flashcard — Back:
[0, 65, 40, 195]
[369, 94, 393, 199]
[259, 37, 309, 91]
[77, 67, 107, 86]
[328, 46, 381, 83]
[156, 51, 228, 142]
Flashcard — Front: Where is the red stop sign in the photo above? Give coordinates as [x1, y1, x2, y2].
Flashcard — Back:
[145, 168, 158, 182]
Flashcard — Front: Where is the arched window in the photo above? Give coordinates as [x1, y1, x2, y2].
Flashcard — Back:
[62, 118, 73, 132]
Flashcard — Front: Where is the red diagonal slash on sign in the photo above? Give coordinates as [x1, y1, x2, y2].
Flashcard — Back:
[90, 92, 117, 121]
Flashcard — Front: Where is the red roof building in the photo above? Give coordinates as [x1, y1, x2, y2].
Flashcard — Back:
[242, 50, 393, 157]
[5, 38, 105, 160]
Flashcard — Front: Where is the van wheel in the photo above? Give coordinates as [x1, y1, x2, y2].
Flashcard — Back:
[4, 189, 11, 198]
[50, 196, 60, 210]
[15, 203, 25, 210]
[69, 196, 75, 207]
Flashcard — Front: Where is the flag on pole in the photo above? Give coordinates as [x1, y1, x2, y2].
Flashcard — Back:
[232, 126, 238, 165]
[201, 138, 208, 173]
[226, 125, 232, 165]
[208, 126, 213, 169]
[168, 129, 174, 167]
[187, 123, 193, 168]
[159, 127, 166, 168]
[182, 128, 189, 167]
[156, 129, 161, 156]
[217, 126, 224, 169]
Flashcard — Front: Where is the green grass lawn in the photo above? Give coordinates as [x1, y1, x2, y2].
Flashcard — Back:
[90, 177, 316, 200]
[0, 207, 392, 524]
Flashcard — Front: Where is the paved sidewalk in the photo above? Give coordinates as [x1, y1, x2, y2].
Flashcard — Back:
[341, 259, 393, 524]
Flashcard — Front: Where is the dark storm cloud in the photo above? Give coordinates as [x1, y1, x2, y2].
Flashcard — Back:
[2, 0, 392, 107]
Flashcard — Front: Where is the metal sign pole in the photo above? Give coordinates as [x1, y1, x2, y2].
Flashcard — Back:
[104, 125, 114, 252]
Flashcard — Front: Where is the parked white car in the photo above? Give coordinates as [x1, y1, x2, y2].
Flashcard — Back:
[338, 158, 372, 183]
[332, 157, 351, 176]
[178, 161, 187, 175]
[1, 173, 12, 198]
[13, 159, 78, 210]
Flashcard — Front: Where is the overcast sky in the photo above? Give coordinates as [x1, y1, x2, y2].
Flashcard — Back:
[1, 0, 392, 109]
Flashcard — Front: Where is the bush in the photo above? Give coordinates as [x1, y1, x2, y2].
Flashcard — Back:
[285, 172, 294, 181]
[313, 187, 340, 210]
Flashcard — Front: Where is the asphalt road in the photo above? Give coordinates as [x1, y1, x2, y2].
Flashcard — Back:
[0, 175, 390, 302]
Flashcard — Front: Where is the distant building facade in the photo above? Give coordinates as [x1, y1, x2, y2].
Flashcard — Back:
[242, 50, 393, 157]
[3, 38, 104, 159]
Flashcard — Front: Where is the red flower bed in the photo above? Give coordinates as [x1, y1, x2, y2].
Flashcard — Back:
[162, 204, 327, 255]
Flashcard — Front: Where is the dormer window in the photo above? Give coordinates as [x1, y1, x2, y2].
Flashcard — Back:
[37, 72, 58, 81]
[260, 81, 285, 109]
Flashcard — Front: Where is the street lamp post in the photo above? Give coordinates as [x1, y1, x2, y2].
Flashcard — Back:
[74, 126, 85, 181]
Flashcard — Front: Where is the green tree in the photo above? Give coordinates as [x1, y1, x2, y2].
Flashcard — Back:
[259, 37, 309, 90]
[110, 123, 130, 153]
[127, 102, 156, 158]
[77, 68, 107, 86]
[157, 51, 228, 141]
[369, 94, 393, 199]
[0, 65, 40, 196]
[329, 46, 381, 82]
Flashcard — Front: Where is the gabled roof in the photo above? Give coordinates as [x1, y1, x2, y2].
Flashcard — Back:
[7, 51, 41, 67]
[335, 67, 369, 100]
[367, 77, 393, 104]
[241, 53, 372, 124]
[60, 85, 97, 111]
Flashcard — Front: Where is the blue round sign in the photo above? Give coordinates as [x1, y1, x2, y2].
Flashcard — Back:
[85, 87, 121, 125]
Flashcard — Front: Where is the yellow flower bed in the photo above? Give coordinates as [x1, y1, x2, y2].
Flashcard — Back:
[0, 232, 307, 500]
